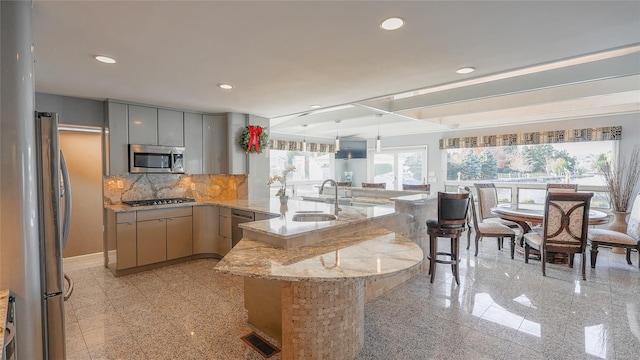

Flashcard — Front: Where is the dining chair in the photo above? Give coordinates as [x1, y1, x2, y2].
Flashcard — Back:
[523, 192, 594, 280]
[362, 182, 386, 189]
[546, 183, 578, 193]
[473, 183, 522, 229]
[426, 191, 471, 285]
[463, 186, 518, 258]
[588, 192, 640, 269]
[403, 184, 430, 191]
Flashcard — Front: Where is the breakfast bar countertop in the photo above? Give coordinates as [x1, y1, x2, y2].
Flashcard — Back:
[215, 226, 423, 282]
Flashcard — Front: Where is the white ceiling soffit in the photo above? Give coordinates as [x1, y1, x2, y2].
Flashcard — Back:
[32, 1, 640, 140]
[271, 50, 640, 139]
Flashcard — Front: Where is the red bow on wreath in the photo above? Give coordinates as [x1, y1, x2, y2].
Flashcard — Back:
[246, 125, 263, 153]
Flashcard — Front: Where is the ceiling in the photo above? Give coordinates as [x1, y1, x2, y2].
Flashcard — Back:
[33, 1, 640, 140]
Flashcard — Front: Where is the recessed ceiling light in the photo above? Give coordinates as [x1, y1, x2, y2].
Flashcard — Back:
[380, 17, 405, 31]
[310, 104, 322, 109]
[218, 84, 234, 90]
[94, 55, 116, 64]
[456, 67, 475, 74]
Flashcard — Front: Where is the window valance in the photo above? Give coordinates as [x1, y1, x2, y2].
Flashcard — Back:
[439, 126, 622, 150]
[269, 139, 336, 153]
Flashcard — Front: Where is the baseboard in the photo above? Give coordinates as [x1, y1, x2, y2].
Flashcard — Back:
[63, 252, 104, 271]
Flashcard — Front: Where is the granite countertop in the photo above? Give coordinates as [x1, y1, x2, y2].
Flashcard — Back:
[106, 198, 397, 239]
[391, 193, 436, 204]
[106, 198, 422, 282]
[214, 227, 423, 282]
[0, 289, 9, 355]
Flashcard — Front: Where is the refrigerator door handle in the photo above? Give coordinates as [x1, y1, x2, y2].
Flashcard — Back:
[63, 273, 74, 301]
[60, 150, 72, 249]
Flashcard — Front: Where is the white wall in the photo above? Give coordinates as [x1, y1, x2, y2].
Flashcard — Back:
[376, 113, 640, 193]
[247, 114, 270, 199]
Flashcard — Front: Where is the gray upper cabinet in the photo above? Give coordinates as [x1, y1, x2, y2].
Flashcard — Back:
[203, 114, 228, 174]
[128, 105, 158, 145]
[105, 99, 235, 176]
[105, 101, 129, 176]
[158, 109, 184, 146]
[226, 113, 248, 175]
[184, 112, 203, 174]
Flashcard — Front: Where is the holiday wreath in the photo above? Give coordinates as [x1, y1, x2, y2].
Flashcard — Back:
[239, 125, 269, 153]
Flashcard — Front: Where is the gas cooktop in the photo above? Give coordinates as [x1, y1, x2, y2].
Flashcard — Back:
[122, 198, 196, 207]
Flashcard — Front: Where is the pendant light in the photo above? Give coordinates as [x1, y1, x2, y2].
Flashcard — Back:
[302, 124, 307, 152]
[335, 120, 341, 152]
[375, 114, 382, 152]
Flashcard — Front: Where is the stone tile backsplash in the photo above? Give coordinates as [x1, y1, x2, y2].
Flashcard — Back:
[104, 174, 248, 205]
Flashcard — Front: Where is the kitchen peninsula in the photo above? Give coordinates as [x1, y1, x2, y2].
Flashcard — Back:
[215, 199, 423, 360]
[105, 182, 431, 359]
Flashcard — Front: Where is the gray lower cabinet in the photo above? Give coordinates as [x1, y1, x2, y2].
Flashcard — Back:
[218, 207, 232, 256]
[137, 207, 193, 266]
[167, 216, 192, 260]
[193, 205, 219, 254]
[115, 212, 137, 270]
[136, 218, 167, 266]
[106, 207, 194, 270]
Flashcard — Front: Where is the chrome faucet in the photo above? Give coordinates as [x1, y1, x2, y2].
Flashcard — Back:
[319, 179, 341, 215]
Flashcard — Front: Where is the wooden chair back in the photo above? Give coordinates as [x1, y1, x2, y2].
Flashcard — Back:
[542, 192, 593, 255]
[362, 182, 386, 189]
[474, 183, 499, 221]
[463, 187, 480, 234]
[627, 192, 640, 239]
[336, 181, 352, 187]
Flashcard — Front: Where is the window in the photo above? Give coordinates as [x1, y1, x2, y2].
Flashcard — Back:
[445, 140, 616, 208]
[368, 146, 428, 190]
[269, 149, 334, 196]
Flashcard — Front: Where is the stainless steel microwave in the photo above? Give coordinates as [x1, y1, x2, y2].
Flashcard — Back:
[129, 144, 185, 174]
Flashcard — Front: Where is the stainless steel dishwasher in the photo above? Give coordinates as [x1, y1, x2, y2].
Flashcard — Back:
[231, 209, 255, 247]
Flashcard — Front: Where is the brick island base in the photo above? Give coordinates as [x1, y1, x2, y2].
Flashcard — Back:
[245, 278, 365, 360]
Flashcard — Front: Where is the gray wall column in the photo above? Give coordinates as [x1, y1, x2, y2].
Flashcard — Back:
[0, 0, 43, 359]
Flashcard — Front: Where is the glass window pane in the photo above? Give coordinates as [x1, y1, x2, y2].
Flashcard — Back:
[373, 153, 395, 189]
[399, 151, 423, 187]
[446, 141, 615, 184]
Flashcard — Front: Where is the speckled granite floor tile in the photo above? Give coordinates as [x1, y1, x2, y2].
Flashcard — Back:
[63, 233, 639, 359]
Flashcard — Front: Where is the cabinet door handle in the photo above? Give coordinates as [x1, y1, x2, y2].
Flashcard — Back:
[168, 217, 174, 221]
[126, 222, 133, 225]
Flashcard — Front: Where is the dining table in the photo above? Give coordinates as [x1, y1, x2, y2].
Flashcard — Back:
[491, 204, 610, 262]
[491, 204, 609, 233]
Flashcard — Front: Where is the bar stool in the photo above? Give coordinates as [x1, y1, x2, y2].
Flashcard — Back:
[427, 191, 471, 285]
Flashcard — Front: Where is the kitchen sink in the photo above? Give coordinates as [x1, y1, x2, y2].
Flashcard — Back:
[292, 213, 338, 222]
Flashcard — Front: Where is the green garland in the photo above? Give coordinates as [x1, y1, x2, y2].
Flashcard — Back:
[239, 125, 269, 154]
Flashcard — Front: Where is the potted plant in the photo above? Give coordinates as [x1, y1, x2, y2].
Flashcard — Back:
[267, 166, 296, 205]
[597, 145, 640, 233]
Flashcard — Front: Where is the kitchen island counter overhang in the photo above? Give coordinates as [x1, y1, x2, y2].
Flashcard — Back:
[214, 197, 426, 359]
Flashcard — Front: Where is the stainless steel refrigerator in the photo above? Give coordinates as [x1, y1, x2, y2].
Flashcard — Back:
[35, 112, 73, 360]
